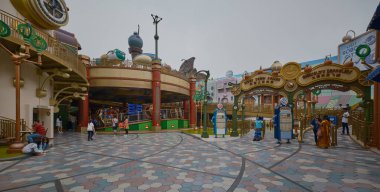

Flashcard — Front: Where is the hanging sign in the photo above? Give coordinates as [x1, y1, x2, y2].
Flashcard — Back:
[296, 64, 360, 86]
[241, 73, 285, 91]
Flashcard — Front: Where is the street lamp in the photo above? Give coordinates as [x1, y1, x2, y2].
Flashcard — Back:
[195, 70, 210, 138]
[228, 81, 240, 137]
[151, 14, 162, 60]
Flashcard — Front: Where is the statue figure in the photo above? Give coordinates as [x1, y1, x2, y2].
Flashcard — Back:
[179, 57, 206, 79]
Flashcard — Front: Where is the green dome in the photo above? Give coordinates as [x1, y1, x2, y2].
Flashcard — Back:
[128, 32, 143, 48]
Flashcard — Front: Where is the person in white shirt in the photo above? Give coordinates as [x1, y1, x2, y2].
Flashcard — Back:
[22, 143, 43, 154]
[341, 108, 350, 135]
[56, 116, 63, 134]
[87, 120, 95, 141]
[112, 117, 119, 135]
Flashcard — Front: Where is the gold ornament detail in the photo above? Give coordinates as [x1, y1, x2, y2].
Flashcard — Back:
[280, 62, 301, 80]
[231, 86, 241, 96]
[284, 80, 298, 92]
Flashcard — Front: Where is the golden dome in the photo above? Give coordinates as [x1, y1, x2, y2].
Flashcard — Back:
[133, 54, 152, 65]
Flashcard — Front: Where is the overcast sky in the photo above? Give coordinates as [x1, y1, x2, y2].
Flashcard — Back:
[63, 0, 378, 78]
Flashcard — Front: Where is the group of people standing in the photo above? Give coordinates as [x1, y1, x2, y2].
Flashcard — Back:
[311, 108, 350, 149]
[87, 116, 129, 141]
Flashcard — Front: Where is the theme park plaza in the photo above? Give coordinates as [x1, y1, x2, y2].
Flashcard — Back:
[1, 0, 380, 191]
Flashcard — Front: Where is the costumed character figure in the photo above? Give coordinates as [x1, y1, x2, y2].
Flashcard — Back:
[274, 98, 293, 144]
[318, 115, 331, 149]
[211, 103, 228, 138]
[273, 104, 281, 144]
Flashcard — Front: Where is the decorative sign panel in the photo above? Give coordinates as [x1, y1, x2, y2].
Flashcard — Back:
[241, 73, 285, 91]
[296, 64, 360, 86]
[338, 30, 378, 70]
[279, 107, 292, 139]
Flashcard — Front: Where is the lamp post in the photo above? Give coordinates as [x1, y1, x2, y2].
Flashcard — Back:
[151, 14, 162, 60]
[195, 70, 210, 138]
[228, 81, 240, 137]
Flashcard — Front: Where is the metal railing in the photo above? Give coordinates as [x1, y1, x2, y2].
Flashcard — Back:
[0, 10, 86, 79]
[351, 109, 374, 148]
[0, 116, 28, 143]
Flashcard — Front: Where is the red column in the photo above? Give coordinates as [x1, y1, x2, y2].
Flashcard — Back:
[189, 77, 196, 128]
[183, 100, 189, 120]
[79, 95, 89, 128]
[375, 82, 380, 149]
[152, 61, 161, 131]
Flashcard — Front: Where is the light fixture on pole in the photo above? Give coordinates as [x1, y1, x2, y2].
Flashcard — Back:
[195, 70, 210, 138]
[151, 14, 162, 60]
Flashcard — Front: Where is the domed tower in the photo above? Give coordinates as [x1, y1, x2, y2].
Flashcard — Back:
[271, 61, 282, 72]
[128, 31, 143, 59]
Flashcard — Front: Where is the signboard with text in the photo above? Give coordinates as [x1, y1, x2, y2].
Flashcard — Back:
[296, 64, 360, 86]
[241, 73, 285, 91]
[338, 30, 378, 70]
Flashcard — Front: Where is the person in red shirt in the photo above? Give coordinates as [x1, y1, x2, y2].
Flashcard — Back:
[27, 121, 46, 143]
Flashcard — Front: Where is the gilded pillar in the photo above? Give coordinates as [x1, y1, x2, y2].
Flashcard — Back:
[307, 91, 312, 117]
[152, 61, 162, 131]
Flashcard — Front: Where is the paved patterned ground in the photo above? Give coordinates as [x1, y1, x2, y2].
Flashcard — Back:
[1, 127, 379, 192]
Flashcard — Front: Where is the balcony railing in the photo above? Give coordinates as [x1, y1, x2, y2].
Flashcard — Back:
[0, 10, 86, 80]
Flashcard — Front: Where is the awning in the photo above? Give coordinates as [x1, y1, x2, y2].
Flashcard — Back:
[368, 3, 380, 30]
[367, 66, 380, 82]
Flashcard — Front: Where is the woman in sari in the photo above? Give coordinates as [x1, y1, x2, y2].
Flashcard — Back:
[318, 115, 331, 149]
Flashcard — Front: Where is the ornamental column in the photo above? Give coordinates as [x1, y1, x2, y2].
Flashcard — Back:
[189, 76, 196, 128]
[152, 61, 162, 131]
[307, 91, 312, 117]
[79, 95, 89, 129]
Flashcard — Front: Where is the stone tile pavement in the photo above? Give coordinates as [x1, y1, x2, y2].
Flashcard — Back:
[0, 127, 379, 192]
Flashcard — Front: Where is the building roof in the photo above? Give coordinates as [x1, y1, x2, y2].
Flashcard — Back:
[368, 2, 380, 30]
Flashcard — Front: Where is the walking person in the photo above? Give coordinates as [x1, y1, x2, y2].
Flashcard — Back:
[310, 114, 321, 145]
[112, 116, 119, 135]
[123, 117, 129, 138]
[341, 107, 350, 135]
[56, 116, 63, 134]
[87, 120, 95, 141]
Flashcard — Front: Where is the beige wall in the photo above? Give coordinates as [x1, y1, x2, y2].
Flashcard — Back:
[0, 49, 54, 138]
[161, 74, 190, 90]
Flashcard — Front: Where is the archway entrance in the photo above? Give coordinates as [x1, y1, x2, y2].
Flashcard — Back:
[230, 61, 374, 146]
